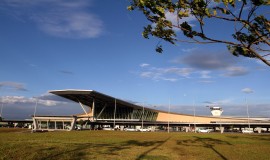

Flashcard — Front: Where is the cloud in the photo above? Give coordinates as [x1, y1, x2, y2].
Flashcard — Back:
[181, 51, 236, 70]
[0, 0, 104, 39]
[199, 71, 211, 79]
[165, 11, 196, 28]
[241, 88, 254, 94]
[0, 81, 28, 91]
[0, 93, 75, 107]
[203, 99, 232, 105]
[139, 66, 194, 82]
[0, 95, 83, 119]
[60, 70, 74, 75]
[140, 63, 150, 67]
[198, 80, 214, 83]
[181, 47, 197, 53]
[1, 96, 57, 106]
[37, 93, 75, 103]
[172, 50, 249, 77]
[223, 66, 249, 77]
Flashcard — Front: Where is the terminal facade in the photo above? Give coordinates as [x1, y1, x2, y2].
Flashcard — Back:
[32, 89, 270, 132]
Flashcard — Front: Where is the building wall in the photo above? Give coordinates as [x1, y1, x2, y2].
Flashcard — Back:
[156, 112, 247, 123]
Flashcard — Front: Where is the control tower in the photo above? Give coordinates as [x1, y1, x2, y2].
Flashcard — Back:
[209, 106, 223, 117]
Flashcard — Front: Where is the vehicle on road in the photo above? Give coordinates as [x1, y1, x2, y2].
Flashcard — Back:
[139, 128, 151, 132]
[124, 128, 137, 131]
[242, 129, 254, 134]
[198, 128, 211, 133]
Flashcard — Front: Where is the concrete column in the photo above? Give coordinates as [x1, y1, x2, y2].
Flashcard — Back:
[220, 127, 224, 133]
[120, 126, 124, 131]
[32, 118, 37, 131]
[257, 127, 262, 133]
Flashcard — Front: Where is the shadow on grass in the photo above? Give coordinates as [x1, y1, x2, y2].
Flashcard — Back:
[226, 134, 270, 142]
[134, 137, 171, 160]
[39, 137, 171, 160]
[177, 136, 232, 160]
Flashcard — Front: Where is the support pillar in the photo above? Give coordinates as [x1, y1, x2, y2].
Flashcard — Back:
[257, 127, 262, 134]
[220, 127, 224, 133]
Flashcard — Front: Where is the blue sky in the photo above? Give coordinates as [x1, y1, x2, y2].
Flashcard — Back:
[0, 0, 269, 119]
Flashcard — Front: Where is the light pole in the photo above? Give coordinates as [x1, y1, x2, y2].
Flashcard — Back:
[0, 103, 3, 119]
[243, 89, 253, 131]
[168, 98, 171, 133]
[114, 99, 116, 129]
[193, 99, 196, 133]
[245, 97, 251, 130]
[34, 98, 38, 117]
[142, 102, 144, 130]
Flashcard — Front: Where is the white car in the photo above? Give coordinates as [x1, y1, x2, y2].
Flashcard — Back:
[198, 128, 211, 133]
[139, 128, 150, 132]
[102, 127, 113, 131]
[242, 129, 254, 134]
[124, 128, 137, 131]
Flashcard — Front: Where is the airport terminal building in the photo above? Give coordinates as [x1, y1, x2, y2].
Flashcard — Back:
[32, 89, 270, 132]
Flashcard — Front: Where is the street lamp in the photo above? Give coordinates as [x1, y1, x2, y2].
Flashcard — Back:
[34, 98, 38, 117]
[142, 102, 144, 130]
[245, 97, 251, 130]
[193, 99, 196, 133]
[242, 88, 253, 132]
[0, 103, 3, 119]
[168, 98, 171, 133]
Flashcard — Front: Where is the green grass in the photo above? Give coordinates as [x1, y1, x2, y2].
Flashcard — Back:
[0, 128, 270, 160]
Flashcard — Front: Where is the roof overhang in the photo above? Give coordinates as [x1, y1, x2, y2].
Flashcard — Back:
[49, 89, 144, 110]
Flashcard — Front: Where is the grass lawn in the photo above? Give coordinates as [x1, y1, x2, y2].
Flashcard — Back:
[0, 128, 270, 160]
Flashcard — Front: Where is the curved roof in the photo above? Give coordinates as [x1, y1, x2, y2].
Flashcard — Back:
[49, 89, 249, 120]
[49, 89, 146, 110]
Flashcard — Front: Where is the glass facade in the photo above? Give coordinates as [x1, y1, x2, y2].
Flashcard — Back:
[94, 103, 158, 121]
[33, 117, 75, 131]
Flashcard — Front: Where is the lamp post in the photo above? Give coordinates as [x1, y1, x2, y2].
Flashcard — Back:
[114, 99, 116, 129]
[168, 98, 171, 133]
[142, 102, 144, 130]
[245, 98, 251, 130]
[34, 98, 38, 117]
[242, 88, 253, 132]
[0, 103, 3, 119]
[193, 99, 196, 133]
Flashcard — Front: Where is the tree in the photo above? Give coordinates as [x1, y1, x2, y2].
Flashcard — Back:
[128, 0, 270, 66]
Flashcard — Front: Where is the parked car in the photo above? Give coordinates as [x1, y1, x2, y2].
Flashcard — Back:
[198, 128, 211, 133]
[124, 128, 137, 132]
[242, 129, 254, 134]
[139, 128, 150, 132]
[102, 127, 113, 131]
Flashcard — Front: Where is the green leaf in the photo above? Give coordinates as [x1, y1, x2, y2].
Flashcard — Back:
[127, 6, 134, 11]
[213, 10, 217, 16]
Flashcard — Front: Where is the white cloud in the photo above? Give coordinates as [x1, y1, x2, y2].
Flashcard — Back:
[140, 72, 155, 78]
[162, 78, 178, 82]
[34, 12, 103, 39]
[165, 11, 196, 28]
[198, 80, 214, 83]
[139, 66, 194, 82]
[199, 71, 211, 79]
[0, 0, 103, 39]
[1, 96, 59, 106]
[223, 66, 249, 77]
[140, 63, 150, 67]
[181, 47, 197, 53]
[0, 81, 27, 91]
[241, 88, 254, 94]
